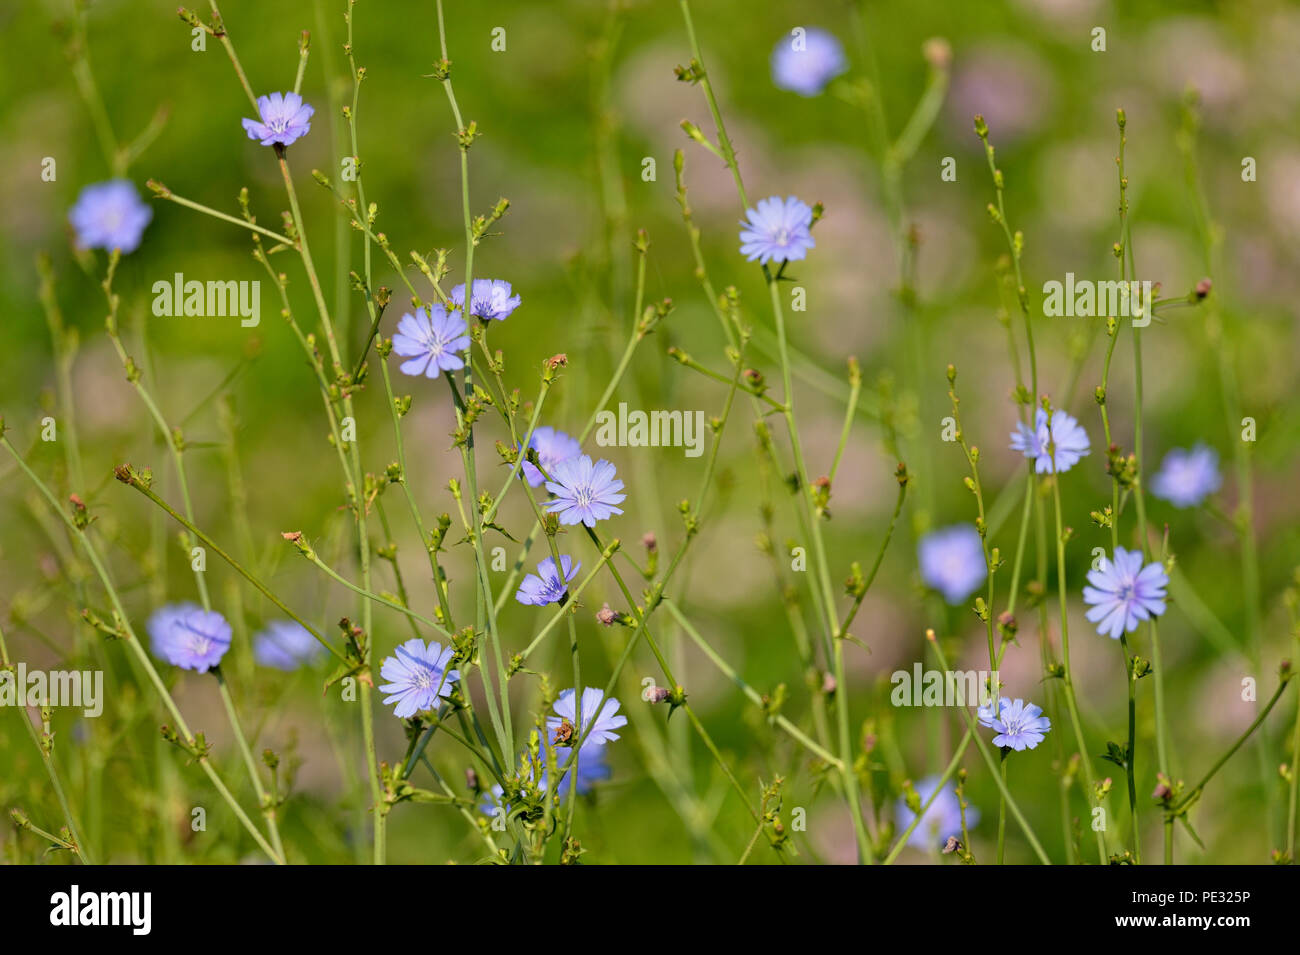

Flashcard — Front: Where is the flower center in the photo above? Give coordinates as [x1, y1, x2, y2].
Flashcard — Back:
[774, 227, 790, 246]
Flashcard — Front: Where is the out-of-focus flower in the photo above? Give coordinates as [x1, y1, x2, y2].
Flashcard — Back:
[545, 455, 626, 527]
[770, 27, 847, 96]
[947, 44, 1053, 145]
[1150, 443, 1221, 508]
[69, 180, 153, 253]
[378, 639, 459, 718]
[241, 91, 314, 147]
[918, 524, 986, 604]
[1083, 546, 1169, 639]
[450, 279, 521, 322]
[739, 196, 816, 265]
[895, 775, 976, 850]
[521, 426, 580, 487]
[391, 305, 470, 377]
[150, 605, 231, 673]
[515, 555, 580, 607]
[253, 620, 326, 671]
[1010, 407, 1091, 474]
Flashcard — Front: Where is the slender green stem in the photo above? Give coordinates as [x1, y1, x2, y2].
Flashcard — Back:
[215, 667, 284, 861]
[1049, 461, 1108, 862]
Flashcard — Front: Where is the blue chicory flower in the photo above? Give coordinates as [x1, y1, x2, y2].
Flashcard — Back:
[895, 774, 977, 850]
[770, 27, 848, 96]
[1010, 407, 1091, 475]
[1083, 546, 1169, 639]
[985, 698, 1051, 751]
[391, 304, 470, 377]
[253, 620, 326, 671]
[544, 455, 626, 527]
[241, 91, 315, 147]
[69, 180, 153, 254]
[378, 639, 460, 718]
[918, 524, 986, 604]
[1150, 443, 1221, 508]
[739, 196, 816, 265]
[450, 279, 521, 322]
[515, 555, 580, 607]
[521, 426, 581, 487]
[148, 604, 232, 673]
[547, 687, 627, 749]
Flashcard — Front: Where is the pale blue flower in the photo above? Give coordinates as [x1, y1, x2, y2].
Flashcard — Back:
[378, 639, 459, 718]
[521, 426, 581, 487]
[1151, 443, 1221, 508]
[1010, 407, 1091, 475]
[451, 279, 520, 322]
[918, 524, 986, 604]
[1083, 546, 1169, 639]
[771, 27, 848, 96]
[254, 620, 325, 671]
[986, 698, 1050, 751]
[544, 455, 626, 527]
[69, 180, 153, 253]
[739, 196, 816, 265]
[241, 91, 314, 147]
[391, 305, 470, 377]
[146, 602, 200, 659]
[546, 687, 627, 749]
[150, 605, 231, 673]
[515, 555, 580, 607]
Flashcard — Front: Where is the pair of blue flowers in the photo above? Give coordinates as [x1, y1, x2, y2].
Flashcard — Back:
[67, 90, 316, 255]
[147, 605, 323, 673]
[511, 453, 627, 608]
[390, 280, 521, 377]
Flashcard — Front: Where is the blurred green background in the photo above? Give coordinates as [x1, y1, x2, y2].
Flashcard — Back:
[1, 0, 1299, 864]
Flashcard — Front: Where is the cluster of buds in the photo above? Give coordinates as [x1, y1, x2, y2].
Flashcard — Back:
[1105, 443, 1139, 489]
